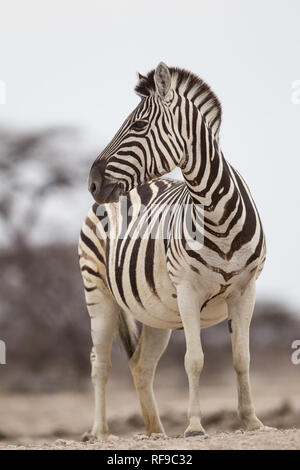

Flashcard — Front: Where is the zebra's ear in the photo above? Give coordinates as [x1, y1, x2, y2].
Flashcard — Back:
[135, 72, 150, 98]
[137, 72, 147, 81]
[154, 62, 172, 101]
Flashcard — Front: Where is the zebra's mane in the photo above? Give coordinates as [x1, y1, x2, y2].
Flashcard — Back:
[135, 67, 222, 138]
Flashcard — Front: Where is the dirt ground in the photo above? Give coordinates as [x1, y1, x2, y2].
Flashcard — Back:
[2, 429, 300, 450]
[0, 374, 299, 450]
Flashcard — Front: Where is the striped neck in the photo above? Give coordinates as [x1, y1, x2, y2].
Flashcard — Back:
[179, 110, 263, 257]
[179, 112, 235, 215]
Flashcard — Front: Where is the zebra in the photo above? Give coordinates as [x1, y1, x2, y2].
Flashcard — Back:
[78, 62, 269, 440]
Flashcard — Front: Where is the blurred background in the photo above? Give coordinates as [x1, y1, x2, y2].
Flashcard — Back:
[0, 0, 299, 443]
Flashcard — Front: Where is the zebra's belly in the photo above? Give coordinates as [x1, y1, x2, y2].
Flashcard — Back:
[119, 286, 228, 330]
[123, 298, 182, 330]
[106, 235, 228, 330]
[200, 297, 228, 328]
[107, 240, 183, 329]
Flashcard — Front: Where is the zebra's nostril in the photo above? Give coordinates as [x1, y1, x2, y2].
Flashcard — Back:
[90, 182, 97, 194]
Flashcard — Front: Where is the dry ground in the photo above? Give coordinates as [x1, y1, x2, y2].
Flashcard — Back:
[0, 374, 299, 450]
[2, 430, 300, 450]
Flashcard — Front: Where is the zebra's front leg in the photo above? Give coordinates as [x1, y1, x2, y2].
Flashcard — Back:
[228, 281, 264, 431]
[129, 325, 171, 436]
[83, 293, 119, 441]
[177, 283, 206, 437]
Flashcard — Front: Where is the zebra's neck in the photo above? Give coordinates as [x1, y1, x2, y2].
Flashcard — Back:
[178, 114, 264, 259]
[180, 118, 236, 217]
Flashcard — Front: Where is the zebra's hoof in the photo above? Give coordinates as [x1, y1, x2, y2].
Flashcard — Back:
[256, 425, 277, 432]
[81, 431, 95, 442]
[184, 430, 206, 438]
[81, 431, 108, 442]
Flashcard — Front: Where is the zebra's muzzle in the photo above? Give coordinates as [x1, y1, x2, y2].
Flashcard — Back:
[89, 158, 123, 204]
[89, 178, 122, 204]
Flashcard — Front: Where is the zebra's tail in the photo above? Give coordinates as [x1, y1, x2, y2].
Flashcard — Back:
[117, 310, 138, 358]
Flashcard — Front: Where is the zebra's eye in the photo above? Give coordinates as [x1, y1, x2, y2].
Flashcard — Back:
[131, 120, 147, 131]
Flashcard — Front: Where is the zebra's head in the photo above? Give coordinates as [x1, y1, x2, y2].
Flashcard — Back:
[89, 62, 221, 204]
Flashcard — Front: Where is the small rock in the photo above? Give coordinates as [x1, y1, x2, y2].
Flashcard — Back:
[54, 439, 67, 446]
[150, 433, 167, 440]
[134, 433, 148, 440]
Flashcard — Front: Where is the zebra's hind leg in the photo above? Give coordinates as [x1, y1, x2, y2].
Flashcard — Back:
[82, 290, 119, 441]
[129, 325, 171, 436]
[227, 280, 266, 431]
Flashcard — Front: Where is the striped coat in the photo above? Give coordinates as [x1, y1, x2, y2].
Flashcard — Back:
[78, 62, 267, 439]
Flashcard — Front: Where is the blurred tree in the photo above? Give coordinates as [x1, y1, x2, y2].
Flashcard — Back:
[0, 126, 94, 390]
[0, 126, 90, 247]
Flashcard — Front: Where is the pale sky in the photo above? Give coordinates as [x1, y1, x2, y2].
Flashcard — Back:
[0, 0, 300, 311]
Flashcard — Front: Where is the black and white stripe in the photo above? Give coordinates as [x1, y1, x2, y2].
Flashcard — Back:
[79, 64, 266, 332]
